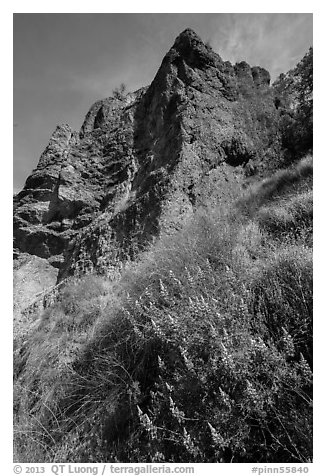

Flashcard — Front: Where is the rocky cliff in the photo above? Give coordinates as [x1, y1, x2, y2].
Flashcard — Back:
[14, 29, 281, 285]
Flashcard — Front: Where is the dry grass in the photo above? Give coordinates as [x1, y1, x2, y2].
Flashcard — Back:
[13, 156, 313, 463]
[237, 156, 313, 217]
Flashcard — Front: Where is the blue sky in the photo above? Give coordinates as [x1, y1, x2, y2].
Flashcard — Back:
[13, 13, 313, 192]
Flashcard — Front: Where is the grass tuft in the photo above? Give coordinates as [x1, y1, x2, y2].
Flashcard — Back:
[14, 157, 313, 463]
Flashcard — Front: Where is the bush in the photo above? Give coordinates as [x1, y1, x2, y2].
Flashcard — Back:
[13, 275, 110, 462]
[112, 83, 127, 100]
[273, 48, 313, 161]
[13, 162, 313, 463]
[250, 245, 313, 366]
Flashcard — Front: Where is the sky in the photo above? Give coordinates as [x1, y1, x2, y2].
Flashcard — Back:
[13, 13, 313, 192]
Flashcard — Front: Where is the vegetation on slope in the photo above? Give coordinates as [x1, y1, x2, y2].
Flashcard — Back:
[14, 156, 313, 463]
[273, 48, 313, 162]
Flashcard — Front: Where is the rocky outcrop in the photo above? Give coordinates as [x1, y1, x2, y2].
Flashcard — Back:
[13, 253, 58, 335]
[14, 28, 281, 282]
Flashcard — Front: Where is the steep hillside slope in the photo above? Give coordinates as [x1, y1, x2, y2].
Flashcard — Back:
[14, 156, 313, 463]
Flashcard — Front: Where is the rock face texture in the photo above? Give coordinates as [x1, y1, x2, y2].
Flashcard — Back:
[13, 253, 58, 335]
[14, 29, 281, 283]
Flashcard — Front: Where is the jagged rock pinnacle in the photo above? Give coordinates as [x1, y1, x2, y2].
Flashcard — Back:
[14, 28, 280, 282]
[168, 27, 221, 69]
[174, 28, 203, 45]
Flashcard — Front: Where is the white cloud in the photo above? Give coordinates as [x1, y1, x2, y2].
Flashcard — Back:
[209, 13, 312, 80]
